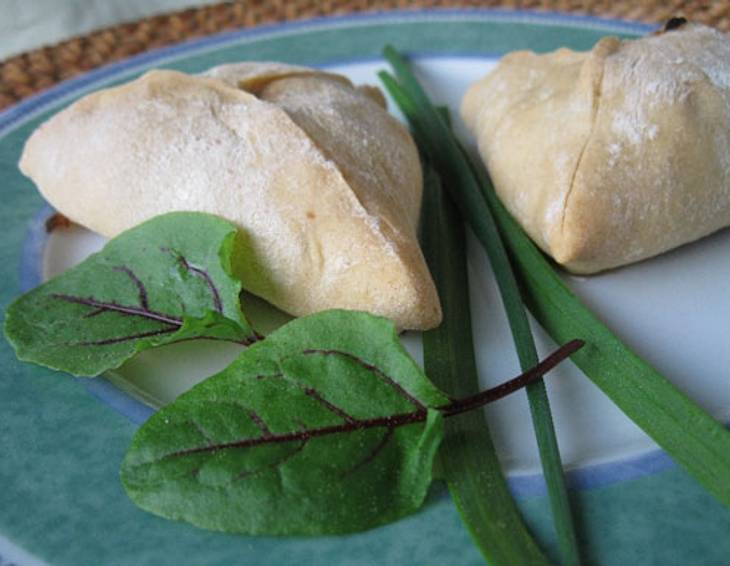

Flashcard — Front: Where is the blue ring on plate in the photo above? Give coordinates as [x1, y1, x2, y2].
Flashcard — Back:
[11, 9, 668, 497]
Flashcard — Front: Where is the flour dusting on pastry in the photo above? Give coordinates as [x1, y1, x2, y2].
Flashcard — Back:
[462, 23, 730, 273]
[20, 64, 442, 330]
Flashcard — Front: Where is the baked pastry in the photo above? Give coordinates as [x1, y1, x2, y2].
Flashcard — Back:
[19, 64, 441, 330]
[461, 22, 730, 273]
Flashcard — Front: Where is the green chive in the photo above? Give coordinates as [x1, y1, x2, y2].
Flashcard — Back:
[421, 164, 549, 565]
[381, 47, 582, 566]
[467, 150, 730, 507]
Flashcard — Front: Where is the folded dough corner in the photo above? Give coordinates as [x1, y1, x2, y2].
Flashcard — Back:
[462, 23, 730, 274]
[19, 63, 442, 330]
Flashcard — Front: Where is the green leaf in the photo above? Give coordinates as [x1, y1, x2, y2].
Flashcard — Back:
[4, 212, 258, 377]
[381, 47, 581, 565]
[121, 310, 448, 535]
[120, 306, 579, 535]
[421, 165, 550, 565]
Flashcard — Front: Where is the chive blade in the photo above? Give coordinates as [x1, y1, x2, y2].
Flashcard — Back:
[381, 49, 582, 566]
[465, 152, 730, 506]
[421, 165, 549, 566]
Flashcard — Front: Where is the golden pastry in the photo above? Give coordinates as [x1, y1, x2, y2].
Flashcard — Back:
[462, 23, 730, 273]
[20, 65, 441, 330]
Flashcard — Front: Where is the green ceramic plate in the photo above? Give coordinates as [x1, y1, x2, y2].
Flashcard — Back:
[2, 9, 730, 565]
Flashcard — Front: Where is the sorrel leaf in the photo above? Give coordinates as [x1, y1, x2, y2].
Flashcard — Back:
[4, 212, 258, 376]
[120, 308, 581, 535]
[121, 310, 448, 535]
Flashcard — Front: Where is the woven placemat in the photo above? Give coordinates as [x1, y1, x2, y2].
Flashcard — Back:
[2, 0, 729, 110]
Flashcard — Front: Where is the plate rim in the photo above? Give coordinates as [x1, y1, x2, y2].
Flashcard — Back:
[9, 7, 672, 498]
[0, 7, 656, 136]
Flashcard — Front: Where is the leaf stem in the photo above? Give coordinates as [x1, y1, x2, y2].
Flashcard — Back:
[51, 293, 183, 326]
[50, 293, 261, 347]
[439, 339, 583, 417]
[163, 340, 582, 460]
